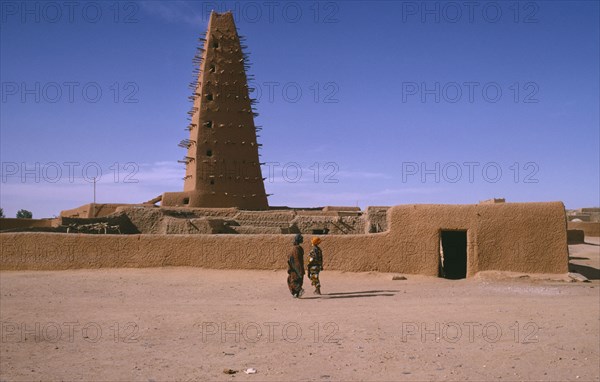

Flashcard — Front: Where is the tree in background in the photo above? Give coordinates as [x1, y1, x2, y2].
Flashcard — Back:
[0, 208, 5, 218]
[16, 209, 33, 219]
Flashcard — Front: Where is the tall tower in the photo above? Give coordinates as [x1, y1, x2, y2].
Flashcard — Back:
[162, 11, 269, 210]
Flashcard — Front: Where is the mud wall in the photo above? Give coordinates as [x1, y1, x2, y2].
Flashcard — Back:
[0, 218, 57, 231]
[115, 206, 366, 235]
[567, 230, 585, 244]
[386, 202, 568, 275]
[60, 203, 149, 218]
[0, 203, 568, 276]
[568, 222, 600, 237]
[364, 207, 390, 233]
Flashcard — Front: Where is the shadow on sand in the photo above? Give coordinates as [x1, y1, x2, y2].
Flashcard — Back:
[326, 290, 400, 295]
[569, 263, 600, 280]
[301, 290, 399, 300]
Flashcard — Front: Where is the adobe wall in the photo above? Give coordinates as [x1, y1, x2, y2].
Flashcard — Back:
[567, 221, 600, 237]
[0, 218, 57, 231]
[566, 207, 600, 223]
[115, 206, 366, 235]
[387, 202, 568, 275]
[61, 203, 149, 218]
[322, 206, 361, 212]
[364, 207, 390, 233]
[0, 202, 568, 276]
[162, 191, 268, 211]
[567, 230, 585, 244]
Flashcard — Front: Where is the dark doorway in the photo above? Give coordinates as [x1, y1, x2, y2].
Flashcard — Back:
[440, 230, 467, 279]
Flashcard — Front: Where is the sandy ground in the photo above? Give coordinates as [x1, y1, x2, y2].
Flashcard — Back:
[0, 240, 599, 381]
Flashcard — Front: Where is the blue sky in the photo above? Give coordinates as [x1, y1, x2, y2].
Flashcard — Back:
[1, 0, 598, 217]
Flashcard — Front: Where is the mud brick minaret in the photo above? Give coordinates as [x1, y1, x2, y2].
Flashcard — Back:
[162, 11, 269, 210]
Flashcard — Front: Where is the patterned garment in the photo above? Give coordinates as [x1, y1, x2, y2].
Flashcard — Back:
[308, 266, 321, 288]
[307, 246, 323, 288]
[287, 245, 305, 296]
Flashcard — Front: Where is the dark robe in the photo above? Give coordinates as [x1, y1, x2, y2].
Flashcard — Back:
[287, 244, 304, 295]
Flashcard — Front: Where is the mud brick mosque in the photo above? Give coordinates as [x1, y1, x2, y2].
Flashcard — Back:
[1, 12, 580, 279]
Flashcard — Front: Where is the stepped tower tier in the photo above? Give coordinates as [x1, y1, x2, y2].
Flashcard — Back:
[162, 11, 269, 210]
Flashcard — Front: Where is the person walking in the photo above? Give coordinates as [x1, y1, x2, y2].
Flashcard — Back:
[287, 233, 305, 298]
[307, 237, 324, 295]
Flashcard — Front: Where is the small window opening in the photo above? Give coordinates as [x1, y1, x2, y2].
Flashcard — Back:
[204, 121, 213, 128]
[206, 94, 213, 101]
[182, 197, 190, 205]
[206, 149, 213, 157]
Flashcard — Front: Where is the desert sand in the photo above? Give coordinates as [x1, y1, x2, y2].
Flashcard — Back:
[1, 240, 598, 381]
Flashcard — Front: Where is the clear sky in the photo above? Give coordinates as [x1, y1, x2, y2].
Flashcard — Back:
[1, 0, 598, 218]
